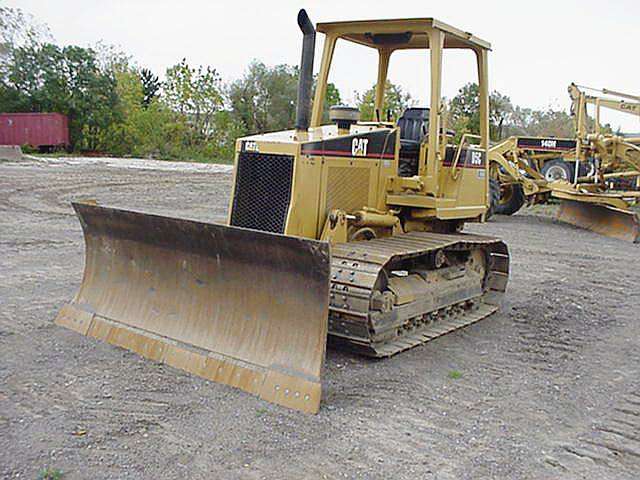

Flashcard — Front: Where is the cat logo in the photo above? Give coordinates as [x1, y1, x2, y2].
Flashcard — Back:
[243, 141, 259, 152]
[621, 103, 639, 113]
[351, 138, 369, 157]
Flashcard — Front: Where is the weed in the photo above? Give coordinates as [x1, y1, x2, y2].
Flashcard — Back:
[256, 407, 268, 417]
[37, 467, 63, 480]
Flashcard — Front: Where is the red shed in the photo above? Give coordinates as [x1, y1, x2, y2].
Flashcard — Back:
[0, 113, 70, 150]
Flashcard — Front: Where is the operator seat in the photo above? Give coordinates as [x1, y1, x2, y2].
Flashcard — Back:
[397, 107, 429, 176]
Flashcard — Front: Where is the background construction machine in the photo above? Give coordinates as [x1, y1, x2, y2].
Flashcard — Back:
[488, 83, 640, 242]
[55, 10, 510, 413]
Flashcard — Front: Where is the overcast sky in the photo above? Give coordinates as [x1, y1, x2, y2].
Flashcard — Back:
[6, 0, 640, 130]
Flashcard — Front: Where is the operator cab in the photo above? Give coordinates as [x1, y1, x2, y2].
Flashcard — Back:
[397, 107, 463, 177]
[306, 16, 491, 218]
[397, 107, 429, 176]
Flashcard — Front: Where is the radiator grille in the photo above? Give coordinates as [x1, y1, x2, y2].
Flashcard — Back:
[326, 166, 370, 214]
[230, 152, 294, 233]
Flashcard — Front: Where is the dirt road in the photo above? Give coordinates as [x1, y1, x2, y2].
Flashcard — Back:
[1, 156, 639, 480]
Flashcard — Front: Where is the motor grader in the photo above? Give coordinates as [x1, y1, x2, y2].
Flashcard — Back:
[55, 11, 510, 413]
[488, 83, 640, 242]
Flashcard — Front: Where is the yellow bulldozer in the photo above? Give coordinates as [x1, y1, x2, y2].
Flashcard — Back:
[56, 11, 510, 413]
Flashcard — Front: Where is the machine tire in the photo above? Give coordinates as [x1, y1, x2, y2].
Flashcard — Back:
[541, 159, 574, 182]
[495, 183, 526, 216]
[487, 178, 501, 219]
[579, 160, 596, 177]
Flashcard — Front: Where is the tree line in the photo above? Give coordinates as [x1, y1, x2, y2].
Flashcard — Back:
[1, 6, 582, 163]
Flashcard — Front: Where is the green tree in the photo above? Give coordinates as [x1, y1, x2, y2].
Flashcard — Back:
[0, 6, 51, 64]
[1, 8, 51, 118]
[92, 41, 131, 73]
[161, 58, 243, 161]
[227, 61, 342, 133]
[228, 61, 298, 134]
[503, 106, 575, 138]
[320, 81, 342, 123]
[2, 43, 119, 149]
[98, 68, 144, 155]
[98, 66, 192, 159]
[356, 80, 413, 122]
[164, 58, 224, 144]
[65, 45, 120, 150]
[208, 108, 246, 161]
[140, 68, 160, 108]
[448, 83, 512, 141]
[88, 51, 186, 158]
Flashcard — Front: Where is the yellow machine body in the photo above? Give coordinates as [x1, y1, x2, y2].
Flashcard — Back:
[487, 83, 640, 242]
[231, 123, 488, 242]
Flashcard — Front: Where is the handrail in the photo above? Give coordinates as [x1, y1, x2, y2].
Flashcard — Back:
[450, 133, 481, 179]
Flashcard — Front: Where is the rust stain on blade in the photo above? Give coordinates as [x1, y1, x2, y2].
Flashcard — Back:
[55, 202, 331, 413]
[556, 200, 640, 243]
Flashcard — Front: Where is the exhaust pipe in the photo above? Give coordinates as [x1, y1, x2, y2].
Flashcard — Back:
[295, 9, 315, 132]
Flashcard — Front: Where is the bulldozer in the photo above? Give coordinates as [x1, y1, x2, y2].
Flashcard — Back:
[55, 11, 510, 414]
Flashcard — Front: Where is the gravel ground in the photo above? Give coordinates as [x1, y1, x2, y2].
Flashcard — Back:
[1, 156, 639, 480]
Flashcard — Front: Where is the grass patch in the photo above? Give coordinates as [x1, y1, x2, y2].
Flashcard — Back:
[37, 467, 63, 480]
[256, 407, 268, 417]
[448, 370, 463, 380]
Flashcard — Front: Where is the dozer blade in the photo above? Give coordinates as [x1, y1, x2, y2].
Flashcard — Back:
[56, 202, 331, 413]
[556, 200, 640, 242]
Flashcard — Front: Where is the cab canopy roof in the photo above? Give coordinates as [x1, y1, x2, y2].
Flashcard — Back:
[316, 18, 490, 51]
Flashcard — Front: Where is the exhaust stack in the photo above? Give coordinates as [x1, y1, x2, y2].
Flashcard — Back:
[295, 9, 315, 131]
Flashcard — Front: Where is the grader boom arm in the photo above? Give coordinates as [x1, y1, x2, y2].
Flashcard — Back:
[488, 137, 548, 196]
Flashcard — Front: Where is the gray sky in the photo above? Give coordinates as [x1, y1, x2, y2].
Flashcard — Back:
[6, 0, 640, 131]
